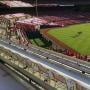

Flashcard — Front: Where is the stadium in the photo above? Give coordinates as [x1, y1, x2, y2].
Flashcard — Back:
[0, 1, 90, 90]
[21, 0, 90, 61]
[0, 0, 90, 61]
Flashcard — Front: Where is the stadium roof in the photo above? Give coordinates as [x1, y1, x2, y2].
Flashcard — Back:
[24, 0, 90, 5]
[0, 1, 33, 7]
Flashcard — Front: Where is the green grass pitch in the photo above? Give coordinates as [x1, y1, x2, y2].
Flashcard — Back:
[48, 23, 90, 55]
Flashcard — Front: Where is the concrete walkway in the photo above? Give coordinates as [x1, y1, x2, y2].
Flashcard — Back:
[0, 65, 27, 90]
